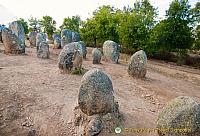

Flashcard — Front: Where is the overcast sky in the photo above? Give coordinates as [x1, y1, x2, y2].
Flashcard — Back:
[0, 0, 198, 27]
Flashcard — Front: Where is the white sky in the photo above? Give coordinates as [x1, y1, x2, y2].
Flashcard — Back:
[0, 0, 198, 28]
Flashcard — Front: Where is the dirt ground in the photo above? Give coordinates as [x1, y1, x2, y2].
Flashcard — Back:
[0, 42, 200, 136]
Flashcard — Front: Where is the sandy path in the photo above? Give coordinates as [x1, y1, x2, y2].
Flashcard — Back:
[0, 43, 200, 136]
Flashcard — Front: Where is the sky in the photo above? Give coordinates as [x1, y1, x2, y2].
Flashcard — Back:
[0, 0, 198, 28]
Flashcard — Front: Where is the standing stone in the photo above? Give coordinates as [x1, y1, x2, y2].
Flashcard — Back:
[52, 34, 61, 40]
[79, 41, 87, 59]
[92, 48, 102, 64]
[128, 50, 147, 78]
[70, 69, 122, 136]
[2, 28, 25, 54]
[58, 42, 83, 73]
[103, 40, 120, 63]
[78, 69, 114, 116]
[157, 96, 200, 136]
[72, 32, 81, 42]
[37, 41, 49, 59]
[28, 31, 37, 47]
[9, 21, 25, 44]
[61, 29, 72, 47]
[36, 32, 46, 51]
[53, 38, 61, 49]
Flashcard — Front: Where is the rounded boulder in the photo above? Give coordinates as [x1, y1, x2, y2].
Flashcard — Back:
[78, 69, 114, 116]
[92, 48, 102, 64]
[128, 50, 147, 78]
[58, 42, 83, 73]
[157, 96, 200, 136]
[103, 40, 120, 63]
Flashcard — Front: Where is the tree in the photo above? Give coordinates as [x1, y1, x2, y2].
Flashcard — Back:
[80, 19, 98, 47]
[28, 16, 40, 31]
[149, 0, 194, 61]
[39, 16, 56, 39]
[80, 6, 120, 46]
[193, 25, 200, 50]
[60, 15, 81, 32]
[117, 0, 157, 53]
[16, 18, 29, 34]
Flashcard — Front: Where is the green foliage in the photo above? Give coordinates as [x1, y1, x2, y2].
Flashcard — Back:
[149, 0, 194, 63]
[60, 15, 81, 32]
[80, 1, 157, 51]
[193, 25, 200, 50]
[28, 16, 40, 30]
[16, 18, 29, 34]
[150, 19, 193, 53]
[80, 6, 120, 47]
[80, 19, 98, 46]
[39, 16, 56, 39]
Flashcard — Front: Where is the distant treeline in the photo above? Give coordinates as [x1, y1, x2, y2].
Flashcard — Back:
[16, 0, 199, 62]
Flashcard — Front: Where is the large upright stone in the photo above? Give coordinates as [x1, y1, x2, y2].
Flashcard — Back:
[78, 69, 114, 116]
[157, 96, 200, 136]
[9, 21, 25, 44]
[2, 28, 25, 54]
[37, 41, 49, 59]
[58, 42, 83, 73]
[52, 34, 61, 40]
[28, 31, 37, 47]
[92, 48, 102, 64]
[78, 41, 87, 59]
[36, 32, 46, 50]
[72, 32, 80, 42]
[53, 38, 61, 49]
[103, 40, 120, 63]
[128, 50, 147, 78]
[61, 29, 72, 47]
[70, 69, 122, 136]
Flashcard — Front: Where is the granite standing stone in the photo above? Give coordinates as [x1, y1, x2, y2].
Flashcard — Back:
[72, 31, 81, 42]
[157, 96, 200, 136]
[36, 32, 46, 51]
[61, 29, 72, 47]
[53, 38, 61, 49]
[78, 69, 114, 116]
[2, 28, 25, 54]
[103, 40, 120, 63]
[128, 50, 147, 78]
[78, 41, 87, 59]
[9, 21, 25, 45]
[92, 48, 102, 64]
[37, 41, 49, 59]
[28, 31, 37, 47]
[58, 42, 83, 73]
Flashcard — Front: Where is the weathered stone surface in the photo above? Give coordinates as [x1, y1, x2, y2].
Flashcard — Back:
[72, 32, 80, 42]
[157, 96, 200, 136]
[92, 48, 102, 64]
[37, 41, 49, 59]
[28, 31, 37, 47]
[78, 69, 114, 116]
[61, 29, 72, 47]
[79, 41, 87, 59]
[128, 50, 147, 78]
[58, 42, 83, 73]
[103, 40, 120, 63]
[36, 32, 46, 50]
[2, 28, 25, 54]
[53, 38, 61, 49]
[9, 21, 25, 44]
[52, 34, 61, 40]
[70, 69, 122, 136]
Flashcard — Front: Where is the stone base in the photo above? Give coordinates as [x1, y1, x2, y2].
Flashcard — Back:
[68, 102, 123, 136]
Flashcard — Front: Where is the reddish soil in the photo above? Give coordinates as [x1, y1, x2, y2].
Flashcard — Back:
[0, 43, 200, 136]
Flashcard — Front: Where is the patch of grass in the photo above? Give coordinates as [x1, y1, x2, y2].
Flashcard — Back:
[71, 68, 88, 75]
